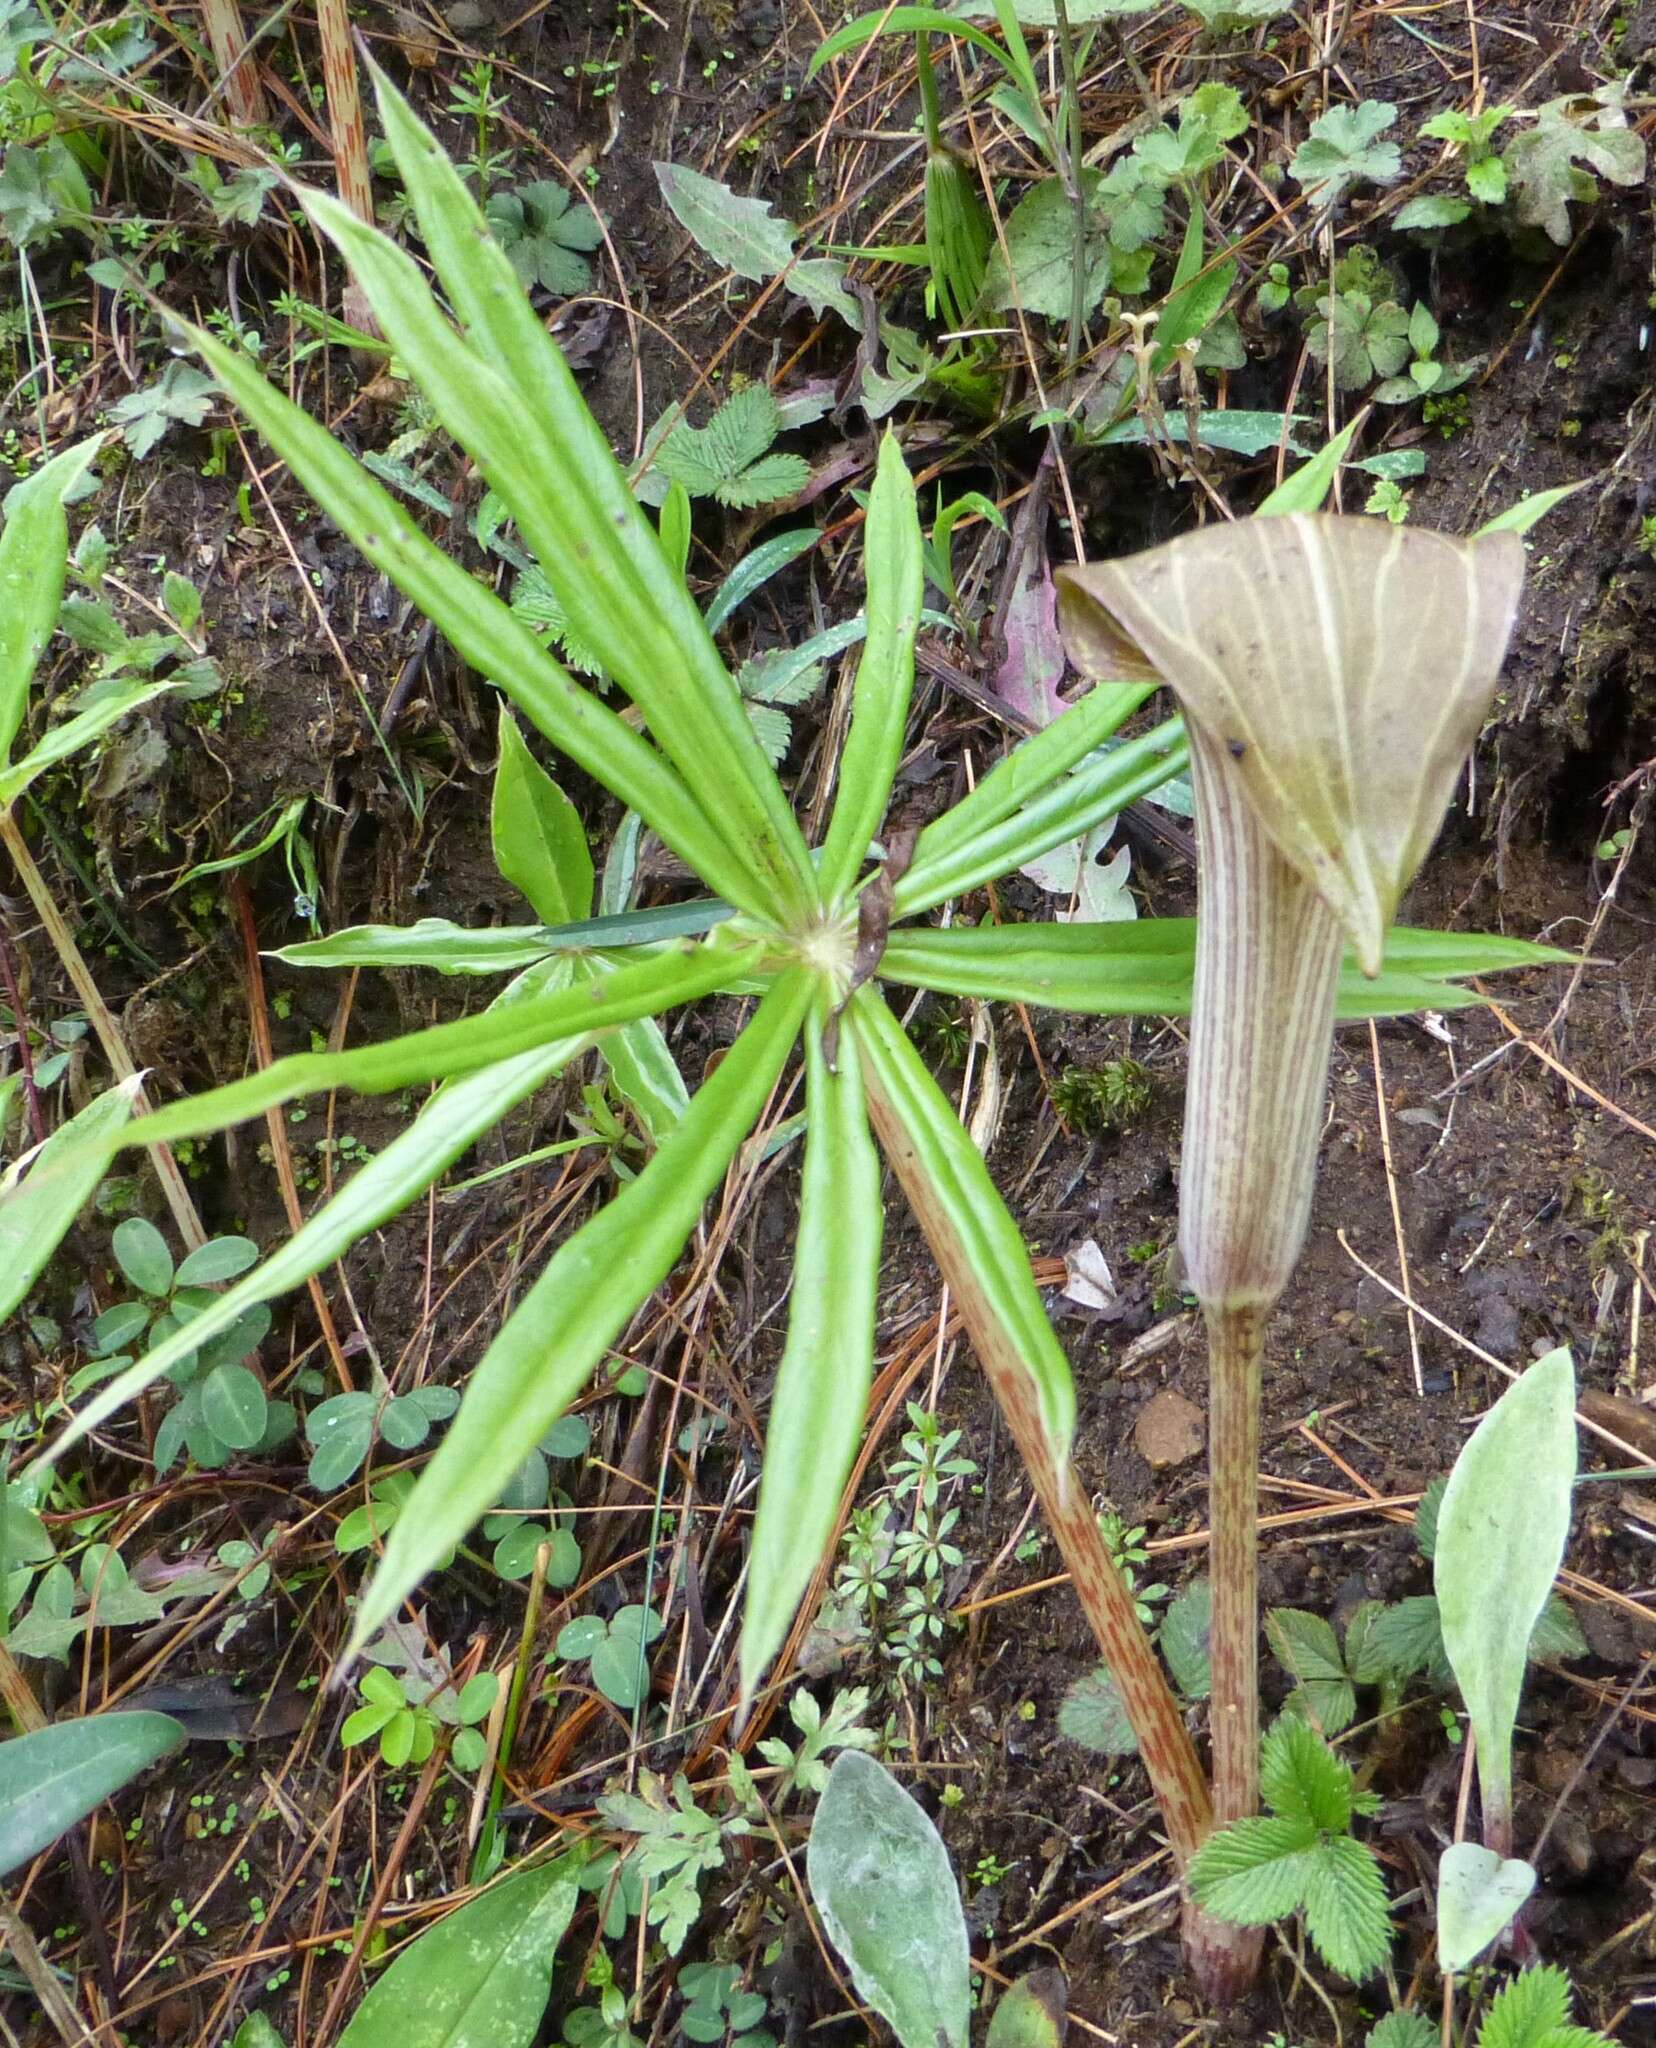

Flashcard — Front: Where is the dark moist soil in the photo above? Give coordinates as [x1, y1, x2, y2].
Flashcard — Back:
[6, 0, 1656, 2042]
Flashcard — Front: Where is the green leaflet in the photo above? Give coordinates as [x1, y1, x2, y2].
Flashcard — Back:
[349, 972, 813, 1656]
[818, 434, 923, 902]
[892, 717, 1190, 918]
[491, 711, 594, 925]
[879, 920, 1571, 1018]
[119, 939, 757, 1149]
[355, 70, 816, 921]
[186, 325, 764, 921]
[39, 998, 582, 1466]
[1434, 1347, 1577, 1846]
[740, 1016, 881, 1699]
[847, 988, 1073, 1461]
[0, 1712, 184, 1877]
[0, 436, 106, 772]
[336, 1847, 587, 2048]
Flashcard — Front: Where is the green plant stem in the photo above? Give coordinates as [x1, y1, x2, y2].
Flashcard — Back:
[0, 810, 205, 1251]
[1206, 1302, 1263, 1830]
[1048, 0, 1088, 381]
[470, 1537, 551, 1883]
[915, 31, 944, 155]
[860, 1062, 1211, 1867]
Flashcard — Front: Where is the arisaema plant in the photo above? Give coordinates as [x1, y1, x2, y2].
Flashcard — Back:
[19, 69, 1564, 2001]
[1059, 512, 1545, 1994]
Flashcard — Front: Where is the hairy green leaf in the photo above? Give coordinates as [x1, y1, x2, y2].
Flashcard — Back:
[808, 1750, 970, 2048]
[1301, 1832, 1392, 1980]
[1186, 1816, 1321, 1922]
[1435, 1347, 1576, 1843]
[1436, 1841, 1537, 1974]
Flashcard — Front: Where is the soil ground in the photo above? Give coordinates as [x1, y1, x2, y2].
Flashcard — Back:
[3, 1, 1655, 2044]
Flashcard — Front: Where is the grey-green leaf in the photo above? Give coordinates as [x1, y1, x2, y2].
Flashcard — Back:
[1435, 1841, 1536, 1974]
[0, 1712, 184, 1876]
[1434, 1347, 1576, 1843]
[336, 1849, 585, 2048]
[807, 1750, 971, 2048]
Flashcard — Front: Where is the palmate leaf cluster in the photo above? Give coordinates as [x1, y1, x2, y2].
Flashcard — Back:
[16, 71, 1560, 1706]
[1187, 1718, 1391, 1981]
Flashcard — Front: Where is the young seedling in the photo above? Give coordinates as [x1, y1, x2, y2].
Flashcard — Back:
[1059, 513, 1525, 1994]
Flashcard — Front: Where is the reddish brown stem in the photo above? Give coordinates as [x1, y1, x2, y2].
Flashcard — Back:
[862, 1071, 1212, 1866]
[199, 0, 268, 128]
[314, 0, 378, 340]
[1207, 1303, 1264, 1830]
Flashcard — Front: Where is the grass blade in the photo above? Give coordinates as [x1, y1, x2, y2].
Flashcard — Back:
[818, 434, 923, 901]
[187, 323, 766, 920]
[740, 1014, 881, 1698]
[349, 972, 812, 1654]
[0, 1078, 140, 1322]
[0, 436, 106, 770]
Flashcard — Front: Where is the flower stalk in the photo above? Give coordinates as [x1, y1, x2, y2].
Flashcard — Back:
[1059, 514, 1525, 1998]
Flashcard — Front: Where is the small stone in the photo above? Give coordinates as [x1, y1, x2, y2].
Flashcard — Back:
[1134, 1389, 1205, 1469]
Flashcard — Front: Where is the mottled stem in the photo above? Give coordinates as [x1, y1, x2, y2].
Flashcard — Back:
[1207, 1303, 1264, 1828]
[862, 1068, 1213, 1869]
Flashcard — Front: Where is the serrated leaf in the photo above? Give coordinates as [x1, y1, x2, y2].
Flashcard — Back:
[1527, 1593, 1587, 1663]
[1368, 2016, 1437, 2048]
[1436, 1841, 1536, 1974]
[1289, 100, 1401, 206]
[1260, 1715, 1356, 1832]
[1057, 1668, 1138, 1754]
[1301, 1834, 1391, 1981]
[1478, 1966, 1577, 2048]
[1186, 1815, 1321, 1922]
[1268, 1608, 1357, 1736]
[716, 452, 810, 510]
[1159, 1580, 1211, 1699]
[807, 1751, 971, 2048]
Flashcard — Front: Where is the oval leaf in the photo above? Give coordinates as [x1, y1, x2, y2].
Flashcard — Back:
[807, 1750, 970, 2048]
[337, 1849, 585, 2048]
[1434, 1347, 1576, 1841]
[0, 1712, 184, 1876]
